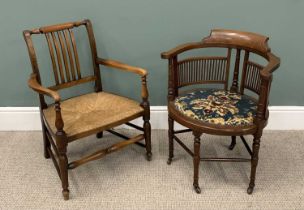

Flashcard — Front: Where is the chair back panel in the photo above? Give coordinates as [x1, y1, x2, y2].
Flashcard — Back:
[203, 29, 270, 55]
[177, 56, 229, 88]
[23, 19, 101, 91]
[163, 29, 280, 120]
[241, 60, 264, 95]
[45, 29, 82, 85]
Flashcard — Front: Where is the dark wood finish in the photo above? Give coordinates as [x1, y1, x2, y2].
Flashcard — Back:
[224, 48, 232, 90]
[68, 29, 82, 79]
[240, 51, 250, 94]
[125, 122, 144, 131]
[200, 157, 251, 162]
[167, 117, 174, 164]
[177, 56, 228, 88]
[240, 136, 253, 156]
[229, 136, 236, 150]
[97, 58, 147, 76]
[48, 76, 96, 91]
[106, 129, 146, 148]
[173, 133, 251, 162]
[193, 132, 202, 194]
[173, 128, 192, 134]
[173, 135, 194, 157]
[68, 134, 145, 169]
[23, 19, 152, 200]
[243, 61, 264, 94]
[161, 29, 280, 194]
[230, 49, 241, 92]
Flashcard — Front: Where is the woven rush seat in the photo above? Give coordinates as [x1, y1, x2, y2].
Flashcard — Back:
[43, 92, 144, 140]
[174, 89, 257, 126]
[24, 19, 152, 200]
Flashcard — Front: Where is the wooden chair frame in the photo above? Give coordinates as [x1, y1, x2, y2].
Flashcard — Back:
[23, 19, 152, 200]
[161, 29, 280, 194]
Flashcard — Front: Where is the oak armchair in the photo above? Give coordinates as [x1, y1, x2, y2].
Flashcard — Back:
[23, 19, 152, 200]
[161, 29, 280, 194]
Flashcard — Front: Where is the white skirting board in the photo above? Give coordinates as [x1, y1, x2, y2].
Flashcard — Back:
[0, 106, 303, 131]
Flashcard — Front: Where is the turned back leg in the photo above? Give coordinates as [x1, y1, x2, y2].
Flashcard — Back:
[143, 119, 152, 161]
[167, 116, 174, 165]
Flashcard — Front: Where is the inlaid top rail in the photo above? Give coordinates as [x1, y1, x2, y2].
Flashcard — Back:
[203, 29, 270, 55]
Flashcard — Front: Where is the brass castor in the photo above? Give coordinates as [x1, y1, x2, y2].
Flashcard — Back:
[247, 186, 254, 194]
[96, 132, 103, 139]
[193, 184, 201, 194]
[62, 190, 69, 200]
[146, 153, 152, 161]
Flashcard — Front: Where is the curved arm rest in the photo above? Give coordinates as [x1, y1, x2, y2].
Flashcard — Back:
[97, 58, 149, 101]
[161, 42, 203, 59]
[255, 53, 280, 122]
[261, 53, 281, 78]
[28, 73, 61, 102]
[97, 58, 147, 76]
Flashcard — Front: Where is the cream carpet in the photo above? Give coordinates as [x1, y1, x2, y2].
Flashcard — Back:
[0, 130, 303, 209]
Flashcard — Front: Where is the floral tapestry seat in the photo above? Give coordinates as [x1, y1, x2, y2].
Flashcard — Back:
[174, 89, 257, 126]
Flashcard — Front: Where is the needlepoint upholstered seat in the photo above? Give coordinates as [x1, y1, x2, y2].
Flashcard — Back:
[161, 29, 280, 194]
[24, 19, 152, 200]
[174, 89, 257, 126]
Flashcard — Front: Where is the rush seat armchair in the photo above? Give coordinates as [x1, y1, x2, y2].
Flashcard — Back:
[23, 19, 152, 200]
[161, 29, 280, 194]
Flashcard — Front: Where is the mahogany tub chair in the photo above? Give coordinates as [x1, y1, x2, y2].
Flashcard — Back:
[161, 29, 280, 194]
[23, 19, 152, 200]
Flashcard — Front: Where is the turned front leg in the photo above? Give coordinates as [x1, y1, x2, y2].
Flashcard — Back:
[143, 119, 152, 161]
[193, 132, 202, 194]
[141, 75, 152, 161]
[59, 151, 69, 200]
[54, 103, 69, 200]
[248, 133, 262, 194]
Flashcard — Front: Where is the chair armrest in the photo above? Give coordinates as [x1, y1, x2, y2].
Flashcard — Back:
[161, 42, 203, 59]
[97, 58, 147, 76]
[256, 54, 280, 122]
[28, 73, 61, 102]
[261, 53, 280, 77]
[28, 73, 65, 134]
[97, 57, 149, 101]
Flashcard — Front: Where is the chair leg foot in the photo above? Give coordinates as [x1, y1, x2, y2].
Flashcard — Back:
[146, 152, 152, 161]
[62, 189, 69, 200]
[59, 151, 69, 201]
[167, 158, 172, 165]
[193, 184, 201, 194]
[96, 131, 103, 139]
[247, 185, 254, 195]
[44, 149, 51, 159]
[229, 136, 236, 150]
[248, 133, 261, 195]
